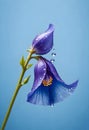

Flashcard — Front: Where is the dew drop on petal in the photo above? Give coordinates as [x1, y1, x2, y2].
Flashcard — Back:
[43, 73, 45, 76]
[50, 59, 55, 63]
[51, 104, 54, 107]
[36, 38, 38, 41]
[68, 88, 73, 92]
[36, 37, 40, 41]
[43, 68, 46, 71]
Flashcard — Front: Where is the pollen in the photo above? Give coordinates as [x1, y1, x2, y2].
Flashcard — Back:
[42, 76, 53, 87]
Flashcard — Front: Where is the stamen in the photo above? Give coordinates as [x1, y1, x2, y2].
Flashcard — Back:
[42, 76, 53, 87]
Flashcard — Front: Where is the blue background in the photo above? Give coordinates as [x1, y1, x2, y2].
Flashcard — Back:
[0, 0, 89, 130]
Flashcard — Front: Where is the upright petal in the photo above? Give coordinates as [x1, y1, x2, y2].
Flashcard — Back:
[32, 24, 54, 55]
[31, 59, 46, 91]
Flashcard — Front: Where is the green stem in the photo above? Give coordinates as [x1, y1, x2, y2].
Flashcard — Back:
[1, 52, 33, 130]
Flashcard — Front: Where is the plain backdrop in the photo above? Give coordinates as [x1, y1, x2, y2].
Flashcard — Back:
[0, 0, 89, 130]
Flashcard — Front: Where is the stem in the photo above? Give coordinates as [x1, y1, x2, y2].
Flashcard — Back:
[1, 52, 33, 130]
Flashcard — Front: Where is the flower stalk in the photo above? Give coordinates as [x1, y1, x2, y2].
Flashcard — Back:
[0, 51, 33, 130]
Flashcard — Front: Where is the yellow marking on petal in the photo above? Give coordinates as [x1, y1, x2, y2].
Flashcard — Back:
[42, 76, 53, 87]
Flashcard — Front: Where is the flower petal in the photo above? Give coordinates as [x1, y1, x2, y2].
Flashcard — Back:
[31, 59, 46, 91]
[27, 84, 51, 105]
[32, 24, 54, 55]
[43, 58, 64, 83]
[63, 80, 79, 92]
[42, 57, 79, 89]
[27, 58, 78, 106]
[49, 78, 78, 104]
[27, 78, 78, 106]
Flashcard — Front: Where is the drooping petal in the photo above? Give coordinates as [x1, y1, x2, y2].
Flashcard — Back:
[27, 84, 51, 105]
[27, 77, 78, 106]
[31, 59, 46, 91]
[43, 58, 78, 88]
[63, 80, 79, 92]
[49, 78, 78, 104]
[32, 24, 54, 55]
[42, 58, 64, 82]
[27, 57, 78, 106]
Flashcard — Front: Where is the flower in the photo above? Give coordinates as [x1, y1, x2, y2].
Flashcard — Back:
[32, 24, 54, 55]
[27, 57, 78, 106]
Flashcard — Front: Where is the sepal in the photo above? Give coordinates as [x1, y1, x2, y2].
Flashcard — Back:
[21, 75, 31, 86]
[20, 56, 25, 68]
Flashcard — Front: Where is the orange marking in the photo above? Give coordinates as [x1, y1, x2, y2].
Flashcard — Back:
[42, 76, 53, 86]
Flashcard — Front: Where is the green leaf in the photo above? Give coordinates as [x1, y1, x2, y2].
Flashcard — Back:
[26, 64, 33, 70]
[21, 75, 31, 86]
[20, 56, 25, 68]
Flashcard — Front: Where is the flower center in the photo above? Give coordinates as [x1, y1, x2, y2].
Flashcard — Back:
[42, 76, 53, 87]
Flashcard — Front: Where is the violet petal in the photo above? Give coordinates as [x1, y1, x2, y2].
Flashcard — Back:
[32, 24, 54, 55]
[27, 77, 78, 105]
[45, 58, 78, 88]
[31, 59, 46, 91]
[27, 84, 51, 105]
[44, 58, 64, 83]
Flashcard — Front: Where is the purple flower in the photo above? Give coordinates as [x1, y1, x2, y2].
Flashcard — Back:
[27, 57, 78, 106]
[32, 24, 54, 55]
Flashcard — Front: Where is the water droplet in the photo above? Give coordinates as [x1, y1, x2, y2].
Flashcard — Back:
[51, 52, 56, 57]
[44, 73, 45, 75]
[50, 59, 55, 63]
[40, 77, 42, 80]
[43, 68, 46, 71]
[68, 89, 72, 92]
[36, 37, 40, 41]
[53, 48, 55, 51]
[51, 104, 54, 107]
